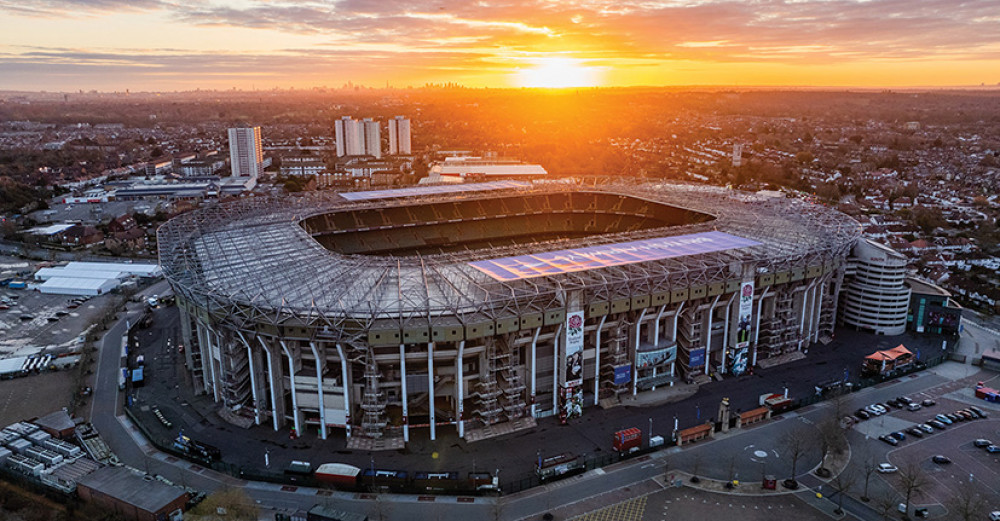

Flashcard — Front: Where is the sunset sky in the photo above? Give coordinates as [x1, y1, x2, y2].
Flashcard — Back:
[1, 0, 999, 91]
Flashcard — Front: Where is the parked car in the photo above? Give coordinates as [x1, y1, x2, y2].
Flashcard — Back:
[973, 439, 993, 448]
[886, 399, 901, 408]
[989, 511, 1000, 521]
[906, 428, 924, 438]
[865, 405, 883, 416]
[872, 404, 888, 415]
[931, 455, 951, 464]
[935, 414, 953, 425]
[946, 413, 961, 422]
[877, 463, 898, 473]
[968, 405, 986, 418]
[957, 410, 974, 421]
[855, 409, 871, 420]
[922, 399, 936, 407]
[906, 403, 922, 412]
[986, 445, 1000, 454]
[918, 424, 934, 433]
[928, 420, 946, 430]
[896, 396, 913, 405]
[889, 431, 906, 441]
[879, 435, 899, 446]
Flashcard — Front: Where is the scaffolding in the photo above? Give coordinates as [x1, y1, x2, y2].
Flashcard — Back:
[158, 181, 861, 437]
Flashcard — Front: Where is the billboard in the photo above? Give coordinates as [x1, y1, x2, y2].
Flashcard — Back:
[731, 280, 754, 376]
[469, 231, 761, 282]
[637, 347, 673, 369]
[613, 364, 631, 386]
[564, 311, 585, 387]
[688, 348, 706, 368]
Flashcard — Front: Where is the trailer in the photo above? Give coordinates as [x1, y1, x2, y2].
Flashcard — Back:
[314, 463, 361, 489]
[613, 428, 642, 455]
[536, 452, 584, 482]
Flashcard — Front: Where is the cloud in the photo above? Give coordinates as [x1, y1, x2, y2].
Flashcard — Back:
[2, 0, 1000, 89]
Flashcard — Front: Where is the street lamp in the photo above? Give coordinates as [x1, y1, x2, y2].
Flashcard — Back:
[264, 448, 270, 469]
[648, 417, 653, 446]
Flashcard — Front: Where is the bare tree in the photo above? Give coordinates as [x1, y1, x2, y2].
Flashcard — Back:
[779, 426, 812, 488]
[872, 490, 898, 521]
[897, 459, 929, 517]
[946, 483, 988, 521]
[829, 469, 856, 515]
[860, 451, 878, 502]
[690, 453, 702, 483]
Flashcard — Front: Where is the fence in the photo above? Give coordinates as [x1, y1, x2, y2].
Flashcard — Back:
[123, 353, 950, 498]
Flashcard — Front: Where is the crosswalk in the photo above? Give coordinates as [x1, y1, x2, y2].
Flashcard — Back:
[571, 496, 647, 521]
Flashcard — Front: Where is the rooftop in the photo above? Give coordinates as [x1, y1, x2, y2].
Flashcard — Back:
[78, 466, 187, 513]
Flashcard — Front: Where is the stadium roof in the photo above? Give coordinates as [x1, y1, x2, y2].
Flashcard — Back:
[339, 181, 529, 201]
[158, 182, 860, 335]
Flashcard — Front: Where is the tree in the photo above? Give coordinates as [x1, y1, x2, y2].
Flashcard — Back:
[828, 469, 856, 515]
[859, 450, 877, 501]
[779, 427, 812, 488]
[946, 483, 988, 521]
[186, 487, 258, 520]
[897, 459, 929, 518]
[872, 490, 898, 521]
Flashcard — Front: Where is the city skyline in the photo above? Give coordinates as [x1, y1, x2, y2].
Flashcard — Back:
[2, 0, 1000, 91]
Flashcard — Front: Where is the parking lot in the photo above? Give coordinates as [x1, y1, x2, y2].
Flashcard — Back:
[0, 255, 119, 359]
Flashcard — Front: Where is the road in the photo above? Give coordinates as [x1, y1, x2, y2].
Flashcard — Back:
[84, 286, 982, 520]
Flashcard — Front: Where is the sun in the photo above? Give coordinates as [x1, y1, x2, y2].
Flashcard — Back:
[516, 57, 601, 88]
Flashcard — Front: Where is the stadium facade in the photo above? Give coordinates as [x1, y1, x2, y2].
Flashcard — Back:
[158, 182, 861, 447]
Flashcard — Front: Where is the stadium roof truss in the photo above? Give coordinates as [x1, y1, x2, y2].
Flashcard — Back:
[158, 182, 861, 343]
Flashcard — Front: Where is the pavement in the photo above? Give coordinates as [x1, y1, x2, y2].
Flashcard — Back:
[80, 285, 999, 521]
[125, 309, 956, 488]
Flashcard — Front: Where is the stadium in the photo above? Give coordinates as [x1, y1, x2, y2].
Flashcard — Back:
[158, 181, 861, 449]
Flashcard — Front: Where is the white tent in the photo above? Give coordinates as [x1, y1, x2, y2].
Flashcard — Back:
[38, 277, 120, 296]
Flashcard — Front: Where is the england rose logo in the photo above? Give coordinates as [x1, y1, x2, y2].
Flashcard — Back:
[568, 314, 583, 330]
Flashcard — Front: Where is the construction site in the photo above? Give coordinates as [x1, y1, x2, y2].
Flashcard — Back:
[157, 181, 861, 449]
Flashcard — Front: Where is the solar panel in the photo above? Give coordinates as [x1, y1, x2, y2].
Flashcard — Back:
[338, 181, 529, 201]
[469, 231, 761, 281]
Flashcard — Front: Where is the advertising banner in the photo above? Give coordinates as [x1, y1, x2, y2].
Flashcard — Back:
[564, 311, 585, 387]
[636, 347, 673, 369]
[688, 348, 706, 367]
[469, 231, 761, 281]
[729, 280, 754, 376]
[613, 364, 631, 386]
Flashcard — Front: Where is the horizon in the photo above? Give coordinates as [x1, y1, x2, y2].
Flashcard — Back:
[3, 0, 1000, 92]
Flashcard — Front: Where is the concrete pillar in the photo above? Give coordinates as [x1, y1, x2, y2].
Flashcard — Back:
[552, 324, 563, 412]
[335, 343, 351, 438]
[399, 344, 409, 443]
[309, 342, 327, 440]
[593, 315, 607, 405]
[279, 341, 302, 436]
[704, 295, 721, 376]
[456, 341, 465, 438]
[530, 327, 540, 417]
[671, 301, 685, 387]
[719, 293, 737, 375]
[428, 342, 436, 441]
[632, 309, 648, 396]
[258, 336, 282, 431]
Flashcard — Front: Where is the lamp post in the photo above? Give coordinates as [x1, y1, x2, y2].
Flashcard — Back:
[264, 448, 270, 469]
[648, 417, 653, 446]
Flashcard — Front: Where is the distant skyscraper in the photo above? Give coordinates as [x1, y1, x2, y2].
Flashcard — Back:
[228, 127, 263, 178]
[388, 116, 411, 155]
[335, 117, 364, 157]
[363, 118, 381, 158]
